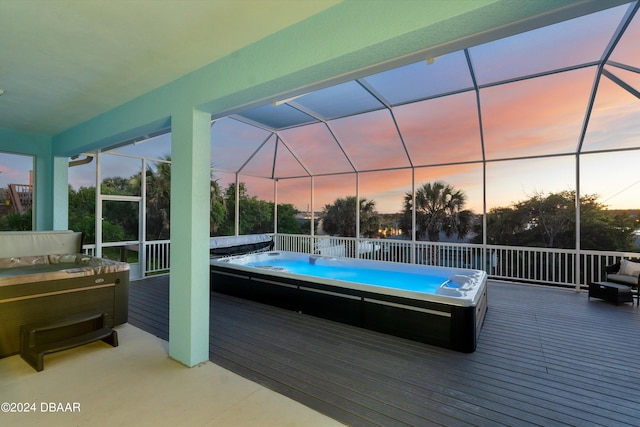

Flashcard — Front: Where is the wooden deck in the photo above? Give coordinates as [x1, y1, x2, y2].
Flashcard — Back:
[129, 276, 640, 426]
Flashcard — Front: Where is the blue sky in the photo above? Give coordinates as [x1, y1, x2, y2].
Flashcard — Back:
[0, 152, 33, 188]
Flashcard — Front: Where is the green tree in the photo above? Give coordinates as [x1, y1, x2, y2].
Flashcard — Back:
[320, 196, 379, 237]
[401, 181, 474, 242]
[146, 158, 171, 240]
[479, 206, 527, 246]
[141, 156, 231, 238]
[218, 182, 248, 235]
[276, 203, 302, 234]
[0, 208, 32, 231]
[210, 178, 225, 235]
[102, 199, 137, 241]
[476, 191, 635, 250]
[238, 195, 273, 234]
[578, 194, 634, 250]
[68, 186, 96, 243]
[68, 185, 131, 243]
[516, 191, 574, 248]
[216, 182, 300, 236]
[101, 176, 139, 196]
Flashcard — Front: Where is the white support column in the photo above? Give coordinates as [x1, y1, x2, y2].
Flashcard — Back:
[273, 179, 278, 234]
[310, 176, 315, 253]
[355, 172, 360, 258]
[482, 160, 488, 274]
[411, 168, 416, 264]
[310, 176, 315, 237]
[235, 173, 240, 236]
[575, 153, 581, 292]
[140, 158, 147, 276]
[169, 107, 211, 367]
[95, 154, 102, 258]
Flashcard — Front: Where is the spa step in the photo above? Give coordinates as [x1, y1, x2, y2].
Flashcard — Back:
[20, 310, 118, 372]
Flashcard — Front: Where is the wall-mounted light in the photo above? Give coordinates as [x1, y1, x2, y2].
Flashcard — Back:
[69, 155, 94, 167]
[0, 89, 5, 96]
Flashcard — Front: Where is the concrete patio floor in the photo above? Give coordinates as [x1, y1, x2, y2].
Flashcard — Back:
[0, 323, 343, 427]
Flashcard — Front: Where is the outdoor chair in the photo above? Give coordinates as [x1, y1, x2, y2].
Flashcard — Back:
[605, 259, 640, 303]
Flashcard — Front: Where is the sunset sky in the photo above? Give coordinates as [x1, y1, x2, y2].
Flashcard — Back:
[2, 2, 639, 216]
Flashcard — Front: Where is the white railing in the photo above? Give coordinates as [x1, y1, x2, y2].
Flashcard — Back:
[82, 244, 96, 257]
[145, 240, 171, 275]
[82, 240, 171, 277]
[273, 233, 640, 289]
[84, 234, 639, 287]
[488, 245, 576, 286]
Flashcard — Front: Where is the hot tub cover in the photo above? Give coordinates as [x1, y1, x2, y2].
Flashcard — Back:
[0, 254, 130, 286]
[209, 234, 273, 256]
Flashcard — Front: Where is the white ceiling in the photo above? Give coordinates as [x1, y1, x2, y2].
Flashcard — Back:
[0, 0, 340, 136]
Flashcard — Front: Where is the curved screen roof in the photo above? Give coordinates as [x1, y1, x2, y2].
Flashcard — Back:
[212, 2, 640, 180]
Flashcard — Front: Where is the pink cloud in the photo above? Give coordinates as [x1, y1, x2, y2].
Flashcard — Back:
[481, 67, 596, 158]
[394, 91, 482, 165]
[213, 52, 640, 214]
[279, 123, 353, 175]
[330, 109, 411, 170]
[582, 74, 640, 152]
[0, 154, 33, 187]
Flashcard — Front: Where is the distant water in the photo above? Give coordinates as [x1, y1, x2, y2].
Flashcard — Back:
[246, 259, 447, 294]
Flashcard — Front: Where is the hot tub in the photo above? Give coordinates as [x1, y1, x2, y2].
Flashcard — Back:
[0, 253, 129, 358]
[210, 251, 487, 352]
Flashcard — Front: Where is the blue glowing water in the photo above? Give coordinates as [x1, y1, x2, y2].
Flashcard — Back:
[246, 259, 448, 293]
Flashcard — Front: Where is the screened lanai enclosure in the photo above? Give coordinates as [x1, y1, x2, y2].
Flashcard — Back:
[68, 1, 640, 286]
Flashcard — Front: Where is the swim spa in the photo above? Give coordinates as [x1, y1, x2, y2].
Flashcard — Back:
[210, 251, 487, 352]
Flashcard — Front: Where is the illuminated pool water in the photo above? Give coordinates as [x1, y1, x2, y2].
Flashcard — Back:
[246, 258, 449, 293]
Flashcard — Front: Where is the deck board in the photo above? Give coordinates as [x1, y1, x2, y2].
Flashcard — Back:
[129, 276, 640, 426]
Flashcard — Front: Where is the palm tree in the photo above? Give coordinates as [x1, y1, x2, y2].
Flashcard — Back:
[321, 196, 379, 238]
[405, 181, 474, 241]
[209, 177, 225, 235]
[402, 181, 474, 264]
[146, 157, 172, 240]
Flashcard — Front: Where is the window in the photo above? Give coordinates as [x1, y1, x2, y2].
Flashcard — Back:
[0, 152, 34, 230]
